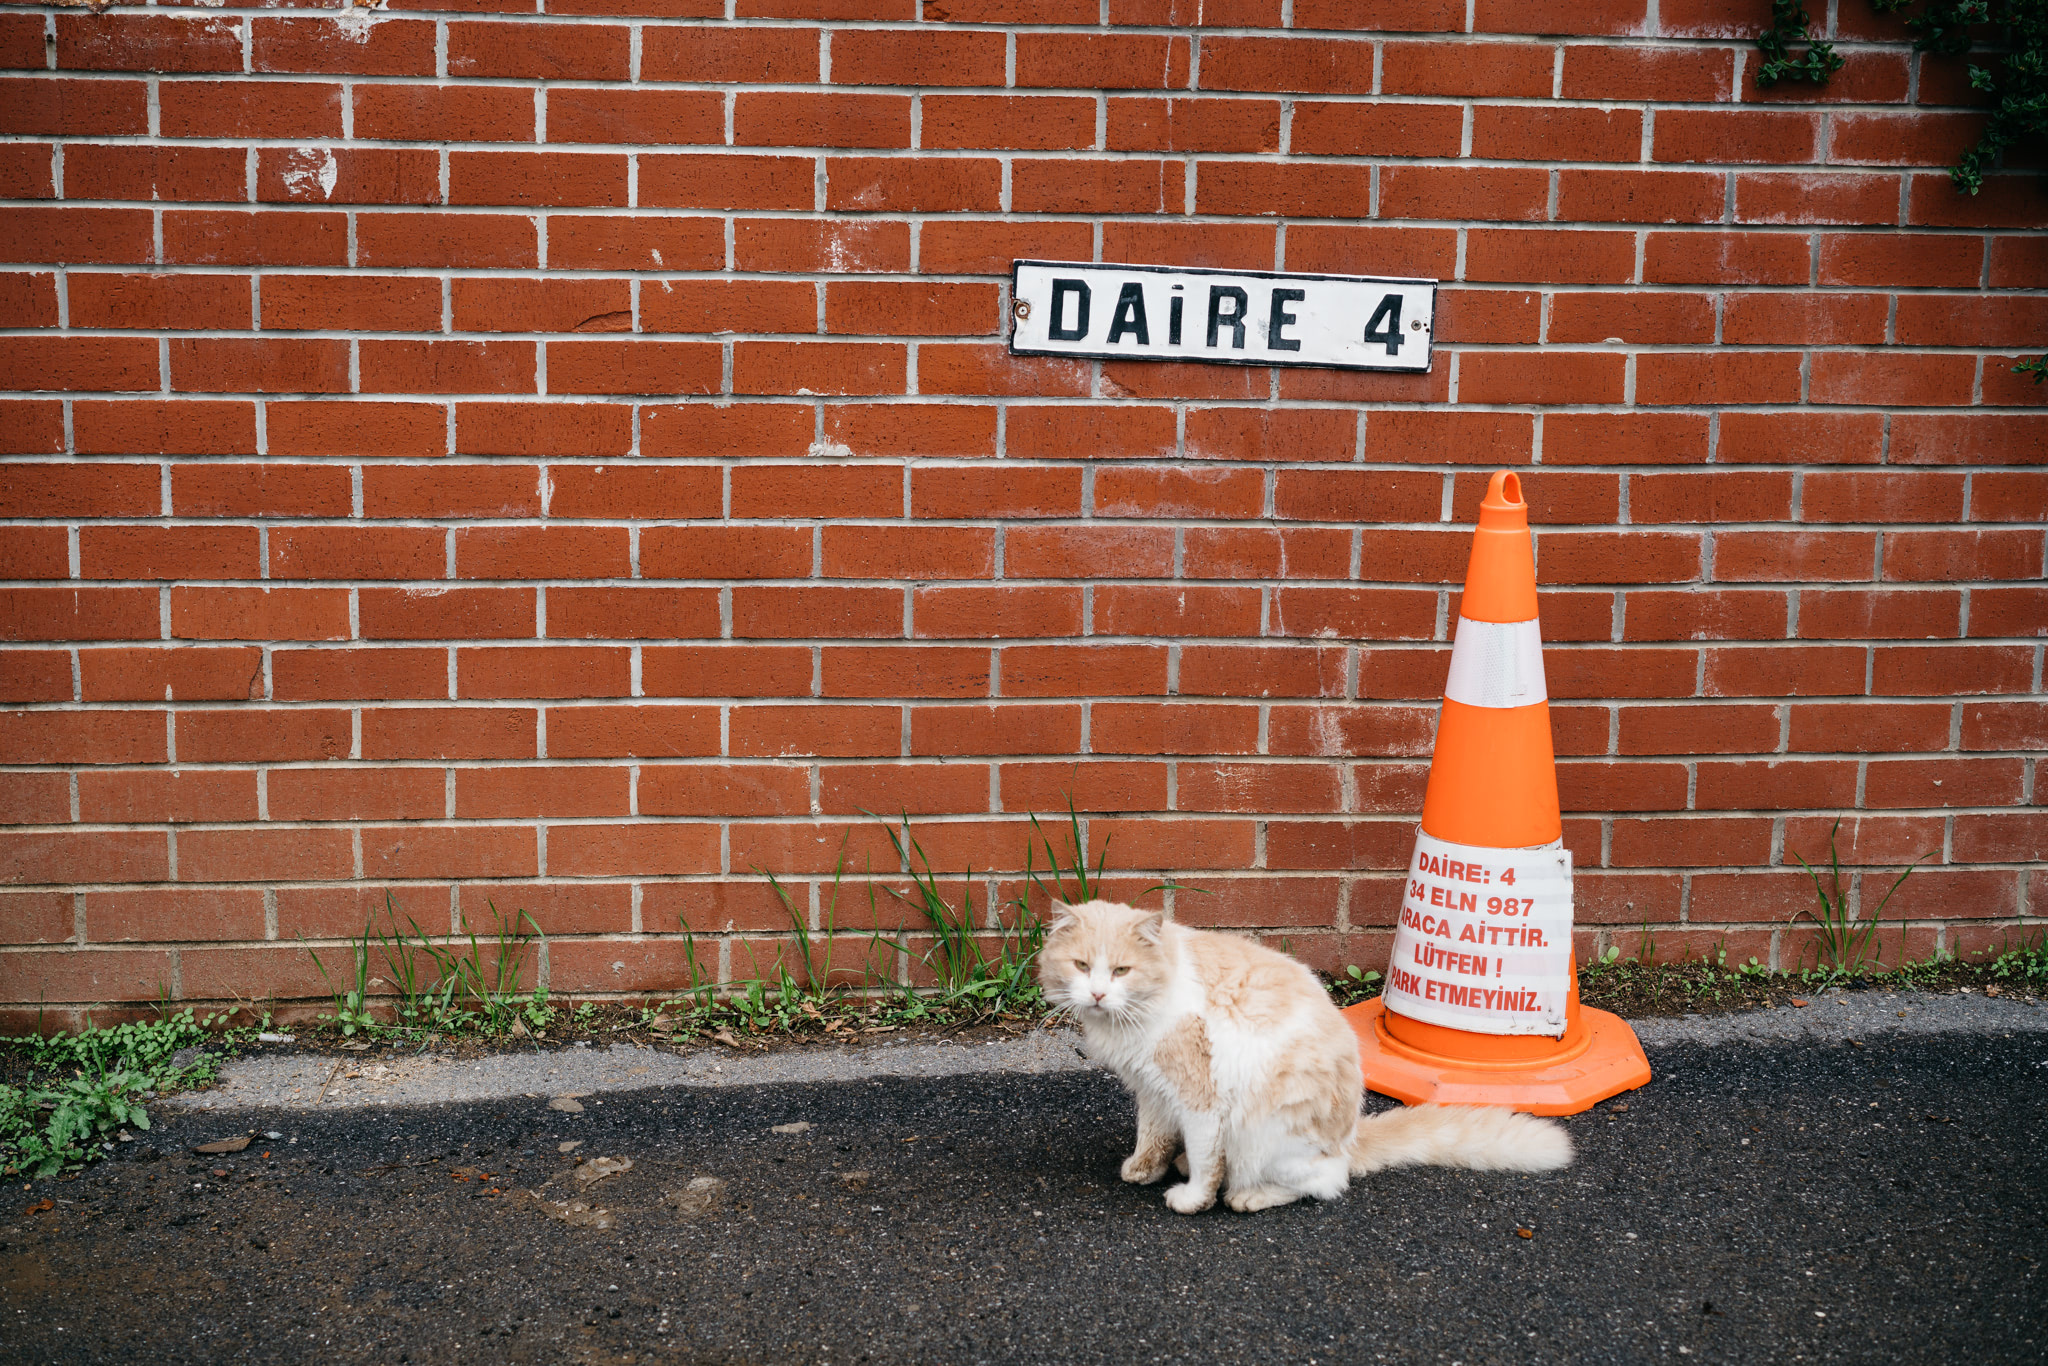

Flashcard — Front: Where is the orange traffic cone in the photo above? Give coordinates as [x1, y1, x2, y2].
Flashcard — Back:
[1343, 471, 1651, 1116]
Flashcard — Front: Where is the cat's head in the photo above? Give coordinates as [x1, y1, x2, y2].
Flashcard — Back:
[1038, 899, 1171, 1022]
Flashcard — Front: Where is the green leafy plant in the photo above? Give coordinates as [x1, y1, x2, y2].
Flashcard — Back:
[870, 812, 1048, 1018]
[304, 923, 379, 1037]
[1790, 817, 1932, 980]
[1873, 0, 2048, 192]
[1757, 0, 1847, 84]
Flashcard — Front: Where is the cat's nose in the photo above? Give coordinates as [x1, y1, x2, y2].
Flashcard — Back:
[1091, 990, 1105, 1003]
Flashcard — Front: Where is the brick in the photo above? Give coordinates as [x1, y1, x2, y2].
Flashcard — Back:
[1005, 526, 1175, 580]
[1017, 33, 1191, 90]
[638, 526, 809, 582]
[159, 81, 342, 140]
[449, 151, 626, 209]
[918, 343, 1091, 398]
[1622, 589, 1786, 642]
[642, 645, 813, 698]
[549, 704, 720, 759]
[998, 643, 1168, 697]
[1105, 221, 1284, 271]
[355, 212, 536, 269]
[911, 703, 1082, 756]
[360, 587, 535, 640]
[269, 767, 446, 823]
[168, 338, 348, 394]
[1107, 97, 1277, 153]
[1465, 229, 1636, 285]
[0, 79, 149, 137]
[733, 585, 902, 639]
[455, 766, 630, 820]
[1095, 466, 1265, 519]
[81, 525, 260, 581]
[734, 92, 911, 148]
[641, 279, 816, 334]
[63, 144, 248, 203]
[450, 527, 627, 581]
[642, 403, 814, 457]
[826, 281, 999, 336]
[1609, 816, 1771, 867]
[1781, 814, 1943, 869]
[0, 709, 165, 765]
[551, 340, 723, 397]
[256, 147, 440, 206]
[1178, 408, 1352, 464]
[640, 766, 810, 818]
[546, 465, 722, 521]
[86, 888, 266, 944]
[1271, 588, 1437, 640]
[1263, 820, 1408, 871]
[915, 586, 1082, 639]
[822, 645, 991, 698]
[0, 205, 153, 267]
[547, 88, 724, 146]
[1656, 110, 1819, 164]
[1692, 758, 1856, 812]
[1960, 700, 2048, 751]
[0, 335, 157, 391]
[1476, 105, 1641, 161]
[56, 14, 242, 72]
[1642, 231, 1810, 285]
[1096, 586, 1261, 638]
[447, 20, 627, 80]
[823, 404, 998, 457]
[0, 530, 67, 582]
[358, 340, 535, 395]
[819, 762, 992, 816]
[1436, 289, 1541, 345]
[1884, 530, 2042, 583]
[72, 399, 256, 455]
[823, 525, 994, 580]
[736, 218, 911, 274]
[1971, 587, 2048, 640]
[354, 84, 534, 143]
[253, 16, 438, 76]
[175, 707, 349, 763]
[449, 278, 630, 334]
[1554, 169, 1726, 224]
[0, 144, 49, 199]
[1636, 351, 1803, 405]
[1008, 406, 1177, 460]
[1272, 468, 1440, 521]
[1952, 813, 2048, 865]
[1969, 470, 2048, 522]
[365, 824, 537, 880]
[640, 154, 819, 211]
[1873, 645, 2034, 697]
[1177, 762, 1341, 814]
[1803, 471, 1965, 524]
[456, 402, 633, 457]
[1718, 412, 1885, 466]
[998, 760, 1168, 814]
[268, 401, 448, 458]
[641, 24, 819, 81]
[1788, 701, 1951, 753]
[1798, 589, 1961, 640]
[456, 881, 631, 937]
[1896, 295, 2048, 349]
[1828, 112, 1984, 167]
[1533, 531, 1701, 585]
[168, 585, 348, 642]
[1381, 40, 1553, 97]
[735, 341, 905, 396]
[1269, 705, 1432, 759]
[361, 706, 536, 761]
[261, 274, 440, 332]
[1459, 351, 1626, 405]
[732, 463, 900, 519]
[171, 463, 351, 518]
[0, 587, 156, 642]
[0, 832, 167, 886]
[1548, 294, 1712, 350]
[825, 156, 1002, 212]
[1385, 166, 1550, 223]
[1181, 645, 1348, 699]
[729, 703, 901, 757]
[1819, 232, 1983, 288]
[362, 465, 544, 519]
[0, 400, 63, 453]
[1632, 471, 1794, 524]
[548, 587, 724, 641]
[1907, 173, 2048, 230]
[1091, 818, 1254, 871]
[0, 272, 56, 329]
[271, 647, 448, 702]
[1116, 0, 1289, 23]
[1537, 414, 1705, 470]
[1102, 361, 1269, 402]
[1733, 172, 1902, 225]
[1723, 292, 1888, 345]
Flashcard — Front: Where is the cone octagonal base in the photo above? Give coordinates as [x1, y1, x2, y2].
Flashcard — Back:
[1344, 998, 1651, 1117]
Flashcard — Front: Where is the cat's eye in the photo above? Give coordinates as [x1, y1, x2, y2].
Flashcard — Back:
[1073, 960, 1089, 972]
[1112, 966, 1132, 977]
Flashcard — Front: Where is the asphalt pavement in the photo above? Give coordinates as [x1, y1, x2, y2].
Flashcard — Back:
[2, 994, 2044, 1365]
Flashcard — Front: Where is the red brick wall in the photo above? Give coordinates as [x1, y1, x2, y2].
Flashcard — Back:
[1, 1, 2042, 1022]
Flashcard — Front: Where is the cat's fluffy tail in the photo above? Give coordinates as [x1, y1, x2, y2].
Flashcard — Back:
[1348, 1104, 1573, 1174]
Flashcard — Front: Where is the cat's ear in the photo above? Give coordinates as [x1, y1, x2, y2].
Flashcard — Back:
[1135, 911, 1166, 945]
[1044, 900, 1076, 933]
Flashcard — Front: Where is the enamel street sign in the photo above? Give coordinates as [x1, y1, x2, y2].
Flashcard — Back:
[1008, 260, 1435, 373]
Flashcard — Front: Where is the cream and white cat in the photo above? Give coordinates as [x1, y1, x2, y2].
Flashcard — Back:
[1040, 899, 1573, 1214]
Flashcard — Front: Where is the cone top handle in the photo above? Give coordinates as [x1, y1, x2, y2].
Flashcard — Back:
[1477, 470, 1529, 531]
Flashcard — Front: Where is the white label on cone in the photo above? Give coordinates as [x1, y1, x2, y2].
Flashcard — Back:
[1442, 616, 1547, 710]
[1380, 830, 1574, 1037]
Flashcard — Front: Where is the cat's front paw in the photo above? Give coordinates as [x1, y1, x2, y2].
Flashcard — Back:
[1120, 1154, 1169, 1185]
[1163, 1182, 1214, 1215]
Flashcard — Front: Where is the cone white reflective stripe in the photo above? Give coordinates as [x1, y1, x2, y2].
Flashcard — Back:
[1442, 616, 1547, 711]
[1380, 831, 1574, 1037]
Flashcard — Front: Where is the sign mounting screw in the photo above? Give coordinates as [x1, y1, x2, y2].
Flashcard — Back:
[1013, 299, 1031, 319]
